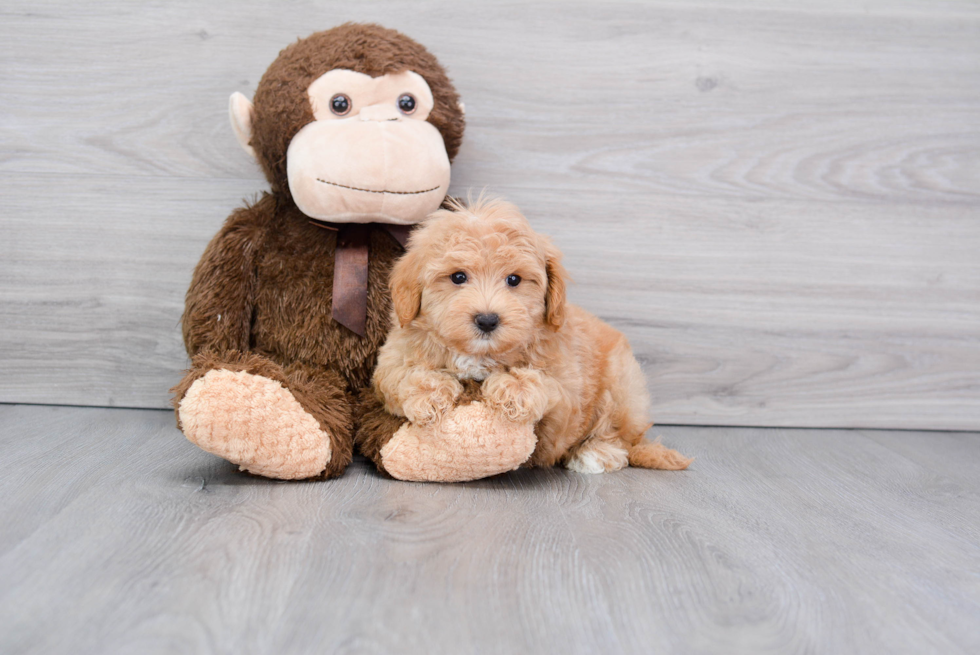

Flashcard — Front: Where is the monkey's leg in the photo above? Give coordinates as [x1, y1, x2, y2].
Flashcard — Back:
[354, 383, 537, 482]
[353, 386, 410, 476]
[172, 351, 353, 480]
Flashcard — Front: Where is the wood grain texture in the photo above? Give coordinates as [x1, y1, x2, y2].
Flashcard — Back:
[0, 404, 978, 654]
[1, 1, 979, 428]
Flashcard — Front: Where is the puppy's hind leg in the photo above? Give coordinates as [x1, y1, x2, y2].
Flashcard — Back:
[565, 391, 630, 474]
[566, 438, 630, 474]
[564, 394, 692, 473]
[606, 335, 692, 471]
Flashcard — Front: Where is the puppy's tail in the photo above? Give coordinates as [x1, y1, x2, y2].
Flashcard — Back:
[628, 435, 693, 471]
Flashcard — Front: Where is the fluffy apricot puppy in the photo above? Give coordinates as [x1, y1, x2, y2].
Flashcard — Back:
[373, 198, 691, 474]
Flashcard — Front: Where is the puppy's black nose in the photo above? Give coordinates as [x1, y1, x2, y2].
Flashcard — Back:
[474, 313, 499, 333]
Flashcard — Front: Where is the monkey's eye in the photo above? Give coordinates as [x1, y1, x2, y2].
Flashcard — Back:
[397, 93, 417, 115]
[506, 274, 521, 287]
[451, 271, 467, 285]
[330, 94, 351, 116]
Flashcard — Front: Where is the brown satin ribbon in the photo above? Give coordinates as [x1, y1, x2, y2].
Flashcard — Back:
[309, 220, 411, 337]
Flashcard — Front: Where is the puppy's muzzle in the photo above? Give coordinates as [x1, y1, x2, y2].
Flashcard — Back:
[474, 313, 499, 334]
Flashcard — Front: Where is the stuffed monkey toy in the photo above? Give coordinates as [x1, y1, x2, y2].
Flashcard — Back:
[173, 24, 536, 481]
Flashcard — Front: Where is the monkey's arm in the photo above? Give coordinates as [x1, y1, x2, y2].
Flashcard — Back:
[182, 198, 269, 356]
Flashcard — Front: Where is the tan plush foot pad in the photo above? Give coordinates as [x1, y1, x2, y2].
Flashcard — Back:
[380, 402, 537, 482]
[178, 369, 332, 480]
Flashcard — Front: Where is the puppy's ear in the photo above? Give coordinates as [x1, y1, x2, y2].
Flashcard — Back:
[543, 241, 568, 330]
[390, 246, 424, 328]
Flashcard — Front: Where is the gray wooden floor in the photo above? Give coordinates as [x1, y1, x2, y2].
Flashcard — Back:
[1, 404, 977, 654]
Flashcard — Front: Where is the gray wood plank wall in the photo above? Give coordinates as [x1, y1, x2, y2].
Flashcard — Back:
[1, 1, 978, 429]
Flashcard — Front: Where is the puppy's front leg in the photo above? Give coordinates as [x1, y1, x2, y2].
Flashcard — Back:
[395, 368, 464, 426]
[373, 333, 463, 426]
[483, 367, 553, 423]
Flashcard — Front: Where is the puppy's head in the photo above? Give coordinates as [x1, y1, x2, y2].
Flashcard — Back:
[390, 197, 568, 356]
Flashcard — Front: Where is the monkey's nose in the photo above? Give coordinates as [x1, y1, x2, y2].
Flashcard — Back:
[359, 103, 402, 122]
[474, 313, 500, 334]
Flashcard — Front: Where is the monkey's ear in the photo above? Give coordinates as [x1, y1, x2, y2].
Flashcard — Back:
[543, 241, 568, 330]
[229, 92, 257, 159]
[390, 248, 424, 328]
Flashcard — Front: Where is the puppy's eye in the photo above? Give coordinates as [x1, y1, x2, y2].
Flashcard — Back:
[330, 94, 351, 116]
[451, 271, 467, 285]
[397, 93, 417, 114]
[506, 274, 521, 287]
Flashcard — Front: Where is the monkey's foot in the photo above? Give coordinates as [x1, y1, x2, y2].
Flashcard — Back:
[178, 369, 332, 480]
[380, 401, 537, 482]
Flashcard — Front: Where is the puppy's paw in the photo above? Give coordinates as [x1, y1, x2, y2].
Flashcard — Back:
[483, 368, 550, 422]
[566, 439, 629, 474]
[399, 369, 463, 426]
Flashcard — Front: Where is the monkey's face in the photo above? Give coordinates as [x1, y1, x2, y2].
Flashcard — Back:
[287, 70, 451, 225]
[232, 68, 452, 225]
[269, 70, 451, 225]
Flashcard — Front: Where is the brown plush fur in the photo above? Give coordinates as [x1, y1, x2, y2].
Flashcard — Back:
[369, 198, 692, 474]
[251, 23, 465, 197]
[172, 25, 465, 479]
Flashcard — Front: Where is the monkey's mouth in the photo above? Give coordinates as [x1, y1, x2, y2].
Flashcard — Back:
[316, 178, 441, 195]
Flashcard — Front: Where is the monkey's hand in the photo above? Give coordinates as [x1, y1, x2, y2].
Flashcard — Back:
[483, 368, 551, 423]
[397, 369, 464, 426]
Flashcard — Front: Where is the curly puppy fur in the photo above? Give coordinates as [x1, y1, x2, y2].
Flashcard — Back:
[373, 198, 692, 473]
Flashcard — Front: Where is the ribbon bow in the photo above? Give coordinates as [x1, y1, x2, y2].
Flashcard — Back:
[309, 220, 411, 337]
